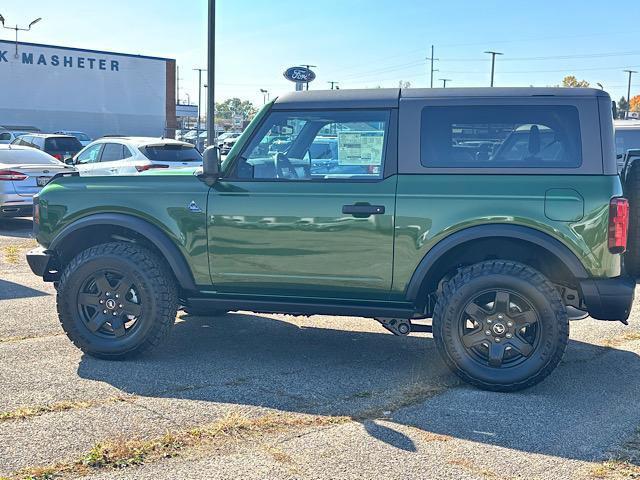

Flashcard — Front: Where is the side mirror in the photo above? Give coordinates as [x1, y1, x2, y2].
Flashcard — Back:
[64, 157, 75, 165]
[200, 146, 221, 185]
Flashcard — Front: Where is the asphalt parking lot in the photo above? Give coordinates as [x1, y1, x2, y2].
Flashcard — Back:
[1, 217, 640, 479]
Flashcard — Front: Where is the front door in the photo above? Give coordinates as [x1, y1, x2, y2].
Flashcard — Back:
[207, 108, 397, 300]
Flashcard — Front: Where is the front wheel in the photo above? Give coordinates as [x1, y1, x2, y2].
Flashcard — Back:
[432, 260, 568, 391]
[57, 242, 178, 359]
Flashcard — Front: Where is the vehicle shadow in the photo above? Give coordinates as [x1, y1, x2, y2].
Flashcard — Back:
[0, 217, 33, 239]
[77, 312, 640, 463]
[0, 279, 50, 300]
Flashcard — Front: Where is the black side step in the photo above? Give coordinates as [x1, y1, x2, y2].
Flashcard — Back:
[186, 297, 417, 319]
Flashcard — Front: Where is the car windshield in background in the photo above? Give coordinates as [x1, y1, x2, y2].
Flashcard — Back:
[72, 133, 91, 141]
[142, 145, 202, 162]
[616, 129, 640, 156]
[45, 137, 83, 152]
[0, 150, 61, 165]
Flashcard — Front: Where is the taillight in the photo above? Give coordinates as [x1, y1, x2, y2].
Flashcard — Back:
[608, 197, 629, 254]
[0, 170, 28, 181]
[135, 164, 170, 172]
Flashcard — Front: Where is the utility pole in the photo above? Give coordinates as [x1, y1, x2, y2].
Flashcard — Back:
[300, 64, 317, 90]
[0, 14, 42, 58]
[328, 81, 339, 90]
[207, 0, 216, 146]
[484, 51, 503, 87]
[624, 69, 637, 119]
[194, 68, 206, 150]
[426, 45, 439, 88]
[439, 78, 452, 88]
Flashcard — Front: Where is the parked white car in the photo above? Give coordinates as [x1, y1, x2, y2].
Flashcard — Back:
[0, 145, 76, 217]
[71, 137, 202, 176]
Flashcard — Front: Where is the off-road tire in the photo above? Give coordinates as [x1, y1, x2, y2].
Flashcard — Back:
[624, 162, 640, 277]
[432, 260, 569, 392]
[57, 242, 178, 359]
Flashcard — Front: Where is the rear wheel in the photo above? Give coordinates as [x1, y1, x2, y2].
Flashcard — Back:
[432, 260, 568, 391]
[57, 242, 178, 359]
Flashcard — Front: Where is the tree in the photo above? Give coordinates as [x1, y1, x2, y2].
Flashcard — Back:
[562, 75, 590, 88]
[215, 98, 257, 120]
[630, 95, 640, 112]
[398, 80, 411, 89]
[619, 96, 630, 115]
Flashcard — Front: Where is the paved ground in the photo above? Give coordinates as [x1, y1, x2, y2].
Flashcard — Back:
[1, 216, 640, 479]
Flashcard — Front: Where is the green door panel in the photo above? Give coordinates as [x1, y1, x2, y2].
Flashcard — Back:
[544, 188, 584, 222]
[207, 177, 397, 299]
[392, 174, 622, 299]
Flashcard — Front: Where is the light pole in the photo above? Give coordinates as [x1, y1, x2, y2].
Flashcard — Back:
[260, 88, 269, 104]
[484, 51, 503, 87]
[207, 0, 215, 145]
[624, 69, 637, 119]
[328, 81, 339, 90]
[0, 15, 42, 58]
[194, 68, 206, 149]
[439, 78, 452, 88]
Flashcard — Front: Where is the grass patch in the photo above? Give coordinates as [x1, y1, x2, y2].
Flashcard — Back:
[354, 381, 450, 420]
[591, 460, 640, 479]
[0, 396, 135, 422]
[1, 240, 37, 264]
[14, 410, 350, 479]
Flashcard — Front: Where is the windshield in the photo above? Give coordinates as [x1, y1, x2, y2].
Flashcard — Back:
[141, 145, 203, 162]
[616, 129, 640, 156]
[70, 132, 91, 141]
[0, 149, 62, 165]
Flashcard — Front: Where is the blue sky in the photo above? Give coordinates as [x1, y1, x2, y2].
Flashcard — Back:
[1, 0, 640, 108]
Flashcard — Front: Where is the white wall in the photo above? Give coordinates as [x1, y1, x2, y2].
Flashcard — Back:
[0, 41, 169, 138]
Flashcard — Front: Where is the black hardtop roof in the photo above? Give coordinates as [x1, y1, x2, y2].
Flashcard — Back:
[273, 87, 609, 110]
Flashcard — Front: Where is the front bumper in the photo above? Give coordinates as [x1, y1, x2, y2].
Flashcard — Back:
[26, 247, 59, 281]
[580, 276, 636, 322]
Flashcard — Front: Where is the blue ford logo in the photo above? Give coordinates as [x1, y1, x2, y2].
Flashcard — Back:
[283, 66, 316, 83]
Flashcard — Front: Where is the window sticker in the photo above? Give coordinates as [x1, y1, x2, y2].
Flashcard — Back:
[337, 131, 384, 166]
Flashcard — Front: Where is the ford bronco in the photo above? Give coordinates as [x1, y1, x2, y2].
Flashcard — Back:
[27, 87, 635, 391]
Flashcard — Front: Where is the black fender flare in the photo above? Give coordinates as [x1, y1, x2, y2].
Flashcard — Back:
[50, 213, 197, 291]
[405, 224, 590, 302]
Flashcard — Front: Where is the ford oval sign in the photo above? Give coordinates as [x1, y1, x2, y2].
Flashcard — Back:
[283, 66, 316, 84]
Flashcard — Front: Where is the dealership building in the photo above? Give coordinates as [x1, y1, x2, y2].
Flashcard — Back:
[0, 39, 177, 139]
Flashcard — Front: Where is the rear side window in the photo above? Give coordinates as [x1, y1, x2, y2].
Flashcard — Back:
[0, 132, 10, 141]
[45, 137, 83, 152]
[420, 105, 582, 168]
[141, 145, 202, 162]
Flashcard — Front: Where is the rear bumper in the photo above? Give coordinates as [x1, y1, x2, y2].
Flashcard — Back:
[26, 247, 58, 280]
[0, 193, 34, 217]
[580, 276, 636, 322]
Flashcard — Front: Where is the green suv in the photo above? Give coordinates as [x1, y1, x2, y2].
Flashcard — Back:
[27, 88, 635, 391]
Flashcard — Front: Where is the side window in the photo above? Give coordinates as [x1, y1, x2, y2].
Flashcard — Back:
[234, 110, 389, 180]
[33, 137, 45, 149]
[0, 132, 10, 141]
[100, 143, 125, 162]
[420, 105, 582, 168]
[76, 144, 103, 164]
[122, 145, 132, 159]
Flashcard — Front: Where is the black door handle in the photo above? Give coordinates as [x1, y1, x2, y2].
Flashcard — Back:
[342, 204, 385, 217]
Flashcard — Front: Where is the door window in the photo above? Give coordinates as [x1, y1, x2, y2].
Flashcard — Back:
[76, 144, 103, 164]
[233, 110, 390, 180]
[0, 132, 10, 141]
